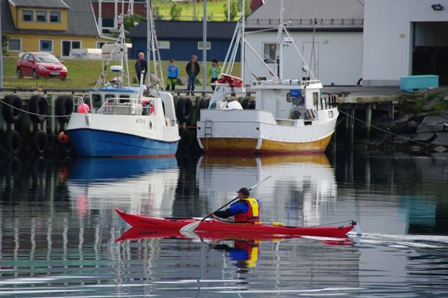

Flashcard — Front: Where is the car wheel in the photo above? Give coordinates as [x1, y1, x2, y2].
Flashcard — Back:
[17, 68, 23, 78]
[61, 77, 67, 81]
[32, 69, 38, 79]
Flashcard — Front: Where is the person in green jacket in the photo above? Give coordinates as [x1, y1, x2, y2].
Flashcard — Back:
[207, 58, 222, 91]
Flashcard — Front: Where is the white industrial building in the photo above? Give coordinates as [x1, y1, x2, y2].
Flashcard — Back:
[363, 0, 448, 87]
[243, 0, 448, 87]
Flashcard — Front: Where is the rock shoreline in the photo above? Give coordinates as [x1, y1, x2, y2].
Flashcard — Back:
[347, 88, 448, 154]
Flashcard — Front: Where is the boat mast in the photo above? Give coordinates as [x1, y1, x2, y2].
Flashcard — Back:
[276, 0, 284, 80]
[94, 0, 130, 89]
[147, 0, 164, 88]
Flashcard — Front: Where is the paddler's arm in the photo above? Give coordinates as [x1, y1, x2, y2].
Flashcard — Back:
[210, 209, 234, 218]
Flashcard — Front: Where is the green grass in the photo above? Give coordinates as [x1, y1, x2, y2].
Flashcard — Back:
[154, 0, 240, 21]
[2, 56, 241, 89]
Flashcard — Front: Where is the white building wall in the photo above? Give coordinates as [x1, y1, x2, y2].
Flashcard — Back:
[244, 31, 363, 86]
[363, 0, 448, 87]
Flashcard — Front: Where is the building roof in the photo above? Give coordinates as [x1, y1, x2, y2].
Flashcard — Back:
[127, 20, 238, 40]
[1, 0, 101, 37]
[246, 0, 364, 30]
[7, 0, 69, 9]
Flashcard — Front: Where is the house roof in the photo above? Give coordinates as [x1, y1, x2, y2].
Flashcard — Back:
[1, 0, 101, 37]
[7, 0, 69, 9]
[246, 0, 364, 30]
[127, 20, 238, 40]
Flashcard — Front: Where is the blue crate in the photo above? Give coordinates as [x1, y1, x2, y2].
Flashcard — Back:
[400, 75, 439, 92]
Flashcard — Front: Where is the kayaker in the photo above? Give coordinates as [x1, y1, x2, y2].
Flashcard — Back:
[210, 187, 261, 223]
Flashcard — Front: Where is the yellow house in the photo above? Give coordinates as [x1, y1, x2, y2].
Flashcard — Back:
[1, 0, 113, 57]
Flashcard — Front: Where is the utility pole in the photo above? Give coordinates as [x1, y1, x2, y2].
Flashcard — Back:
[202, 0, 206, 92]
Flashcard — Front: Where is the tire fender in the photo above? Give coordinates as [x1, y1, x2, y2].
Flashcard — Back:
[176, 96, 193, 124]
[3, 130, 22, 154]
[179, 128, 192, 151]
[2, 95, 24, 124]
[28, 95, 48, 123]
[30, 130, 48, 154]
[55, 95, 74, 123]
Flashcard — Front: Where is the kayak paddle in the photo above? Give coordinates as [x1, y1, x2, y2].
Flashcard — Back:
[180, 176, 272, 233]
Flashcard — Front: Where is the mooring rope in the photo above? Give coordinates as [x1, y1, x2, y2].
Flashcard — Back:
[1, 99, 68, 119]
[338, 109, 440, 148]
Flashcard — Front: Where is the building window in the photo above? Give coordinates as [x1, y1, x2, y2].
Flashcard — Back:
[36, 11, 47, 23]
[40, 40, 53, 52]
[8, 39, 22, 52]
[50, 11, 61, 23]
[62, 40, 81, 56]
[198, 41, 211, 50]
[263, 43, 277, 63]
[158, 41, 170, 49]
[22, 10, 33, 22]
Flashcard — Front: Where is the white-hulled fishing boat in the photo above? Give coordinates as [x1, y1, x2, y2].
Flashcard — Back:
[196, 0, 338, 155]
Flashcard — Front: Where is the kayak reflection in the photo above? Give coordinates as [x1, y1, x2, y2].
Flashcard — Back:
[116, 227, 356, 247]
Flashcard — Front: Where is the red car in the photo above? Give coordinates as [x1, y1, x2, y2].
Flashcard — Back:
[17, 52, 68, 80]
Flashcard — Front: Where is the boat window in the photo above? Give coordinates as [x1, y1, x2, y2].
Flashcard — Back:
[92, 94, 102, 108]
[263, 43, 277, 63]
[313, 92, 319, 109]
[120, 95, 129, 103]
[105, 95, 115, 104]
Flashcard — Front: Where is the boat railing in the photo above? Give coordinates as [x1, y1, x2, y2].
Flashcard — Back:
[99, 97, 143, 115]
[319, 93, 338, 110]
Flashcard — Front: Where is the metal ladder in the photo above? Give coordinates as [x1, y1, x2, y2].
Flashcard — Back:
[204, 118, 213, 138]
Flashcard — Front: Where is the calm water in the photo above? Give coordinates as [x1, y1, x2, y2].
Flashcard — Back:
[1, 151, 448, 297]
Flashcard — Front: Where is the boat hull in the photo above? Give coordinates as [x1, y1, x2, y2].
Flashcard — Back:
[115, 209, 355, 237]
[67, 128, 178, 158]
[197, 108, 338, 155]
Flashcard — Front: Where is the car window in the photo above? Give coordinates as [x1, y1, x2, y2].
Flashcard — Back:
[22, 54, 30, 61]
[36, 54, 60, 63]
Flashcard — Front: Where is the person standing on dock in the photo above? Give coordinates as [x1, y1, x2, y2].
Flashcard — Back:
[135, 51, 148, 85]
[166, 59, 179, 90]
[185, 55, 200, 95]
[207, 58, 222, 91]
[210, 187, 261, 223]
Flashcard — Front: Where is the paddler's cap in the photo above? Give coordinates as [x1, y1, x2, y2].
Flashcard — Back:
[237, 187, 250, 197]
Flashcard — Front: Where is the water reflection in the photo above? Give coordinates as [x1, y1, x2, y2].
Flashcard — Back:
[1, 153, 448, 297]
[67, 157, 179, 216]
[196, 155, 345, 226]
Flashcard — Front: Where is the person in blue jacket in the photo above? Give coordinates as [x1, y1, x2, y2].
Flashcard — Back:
[166, 59, 179, 90]
[211, 187, 262, 223]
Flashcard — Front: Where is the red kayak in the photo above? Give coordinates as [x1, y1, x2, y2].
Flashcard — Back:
[115, 226, 356, 246]
[115, 209, 360, 238]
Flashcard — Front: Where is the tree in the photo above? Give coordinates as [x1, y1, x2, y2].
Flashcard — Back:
[123, 14, 145, 33]
[169, 3, 182, 21]
[239, 0, 252, 19]
[223, 0, 239, 21]
[2, 33, 9, 54]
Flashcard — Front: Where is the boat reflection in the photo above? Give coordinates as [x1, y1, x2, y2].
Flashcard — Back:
[196, 154, 341, 227]
[67, 157, 179, 216]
